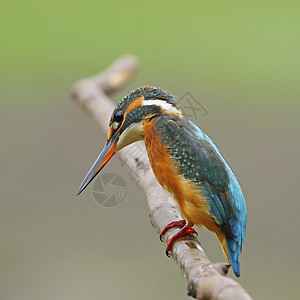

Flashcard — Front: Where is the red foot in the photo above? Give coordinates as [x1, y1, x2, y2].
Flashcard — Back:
[160, 220, 187, 241]
[160, 220, 198, 257]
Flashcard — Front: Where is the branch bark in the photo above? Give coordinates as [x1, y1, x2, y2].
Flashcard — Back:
[71, 55, 252, 300]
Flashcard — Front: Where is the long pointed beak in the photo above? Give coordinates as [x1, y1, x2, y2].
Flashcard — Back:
[76, 133, 119, 196]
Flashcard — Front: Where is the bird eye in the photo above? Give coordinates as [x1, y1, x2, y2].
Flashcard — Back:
[114, 110, 124, 123]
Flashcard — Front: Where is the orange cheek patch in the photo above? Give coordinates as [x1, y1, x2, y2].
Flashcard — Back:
[126, 96, 144, 114]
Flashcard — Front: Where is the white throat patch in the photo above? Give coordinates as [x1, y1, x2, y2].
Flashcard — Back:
[115, 123, 144, 151]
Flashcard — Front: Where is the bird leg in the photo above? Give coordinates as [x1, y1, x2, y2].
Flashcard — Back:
[160, 220, 198, 257]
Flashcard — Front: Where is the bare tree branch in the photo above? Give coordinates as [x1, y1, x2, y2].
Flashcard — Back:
[71, 55, 252, 300]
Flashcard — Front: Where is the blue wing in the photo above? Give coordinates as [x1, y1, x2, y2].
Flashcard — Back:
[155, 116, 247, 276]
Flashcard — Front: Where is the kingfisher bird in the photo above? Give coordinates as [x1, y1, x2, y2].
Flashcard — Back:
[76, 86, 247, 277]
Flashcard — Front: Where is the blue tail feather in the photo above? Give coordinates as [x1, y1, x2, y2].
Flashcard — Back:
[226, 218, 246, 277]
[227, 237, 241, 277]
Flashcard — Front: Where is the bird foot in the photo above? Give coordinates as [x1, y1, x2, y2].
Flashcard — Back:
[160, 220, 187, 242]
[160, 220, 197, 257]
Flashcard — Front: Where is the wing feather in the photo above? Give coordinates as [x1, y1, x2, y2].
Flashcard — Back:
[154, 115, 247, 276]
[156, 117, 233, 225]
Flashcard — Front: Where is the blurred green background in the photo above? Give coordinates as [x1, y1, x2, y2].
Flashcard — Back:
[1, 1, 299, 299]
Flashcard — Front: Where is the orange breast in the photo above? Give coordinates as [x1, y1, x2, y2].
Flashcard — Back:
[144, 120, 230, 261]
[144, 121, 214, 228]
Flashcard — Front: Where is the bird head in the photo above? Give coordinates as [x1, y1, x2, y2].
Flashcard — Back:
[76, 86, 182, 195]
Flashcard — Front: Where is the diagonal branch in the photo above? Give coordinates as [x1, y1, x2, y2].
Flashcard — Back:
[71, 55, 252, 300]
